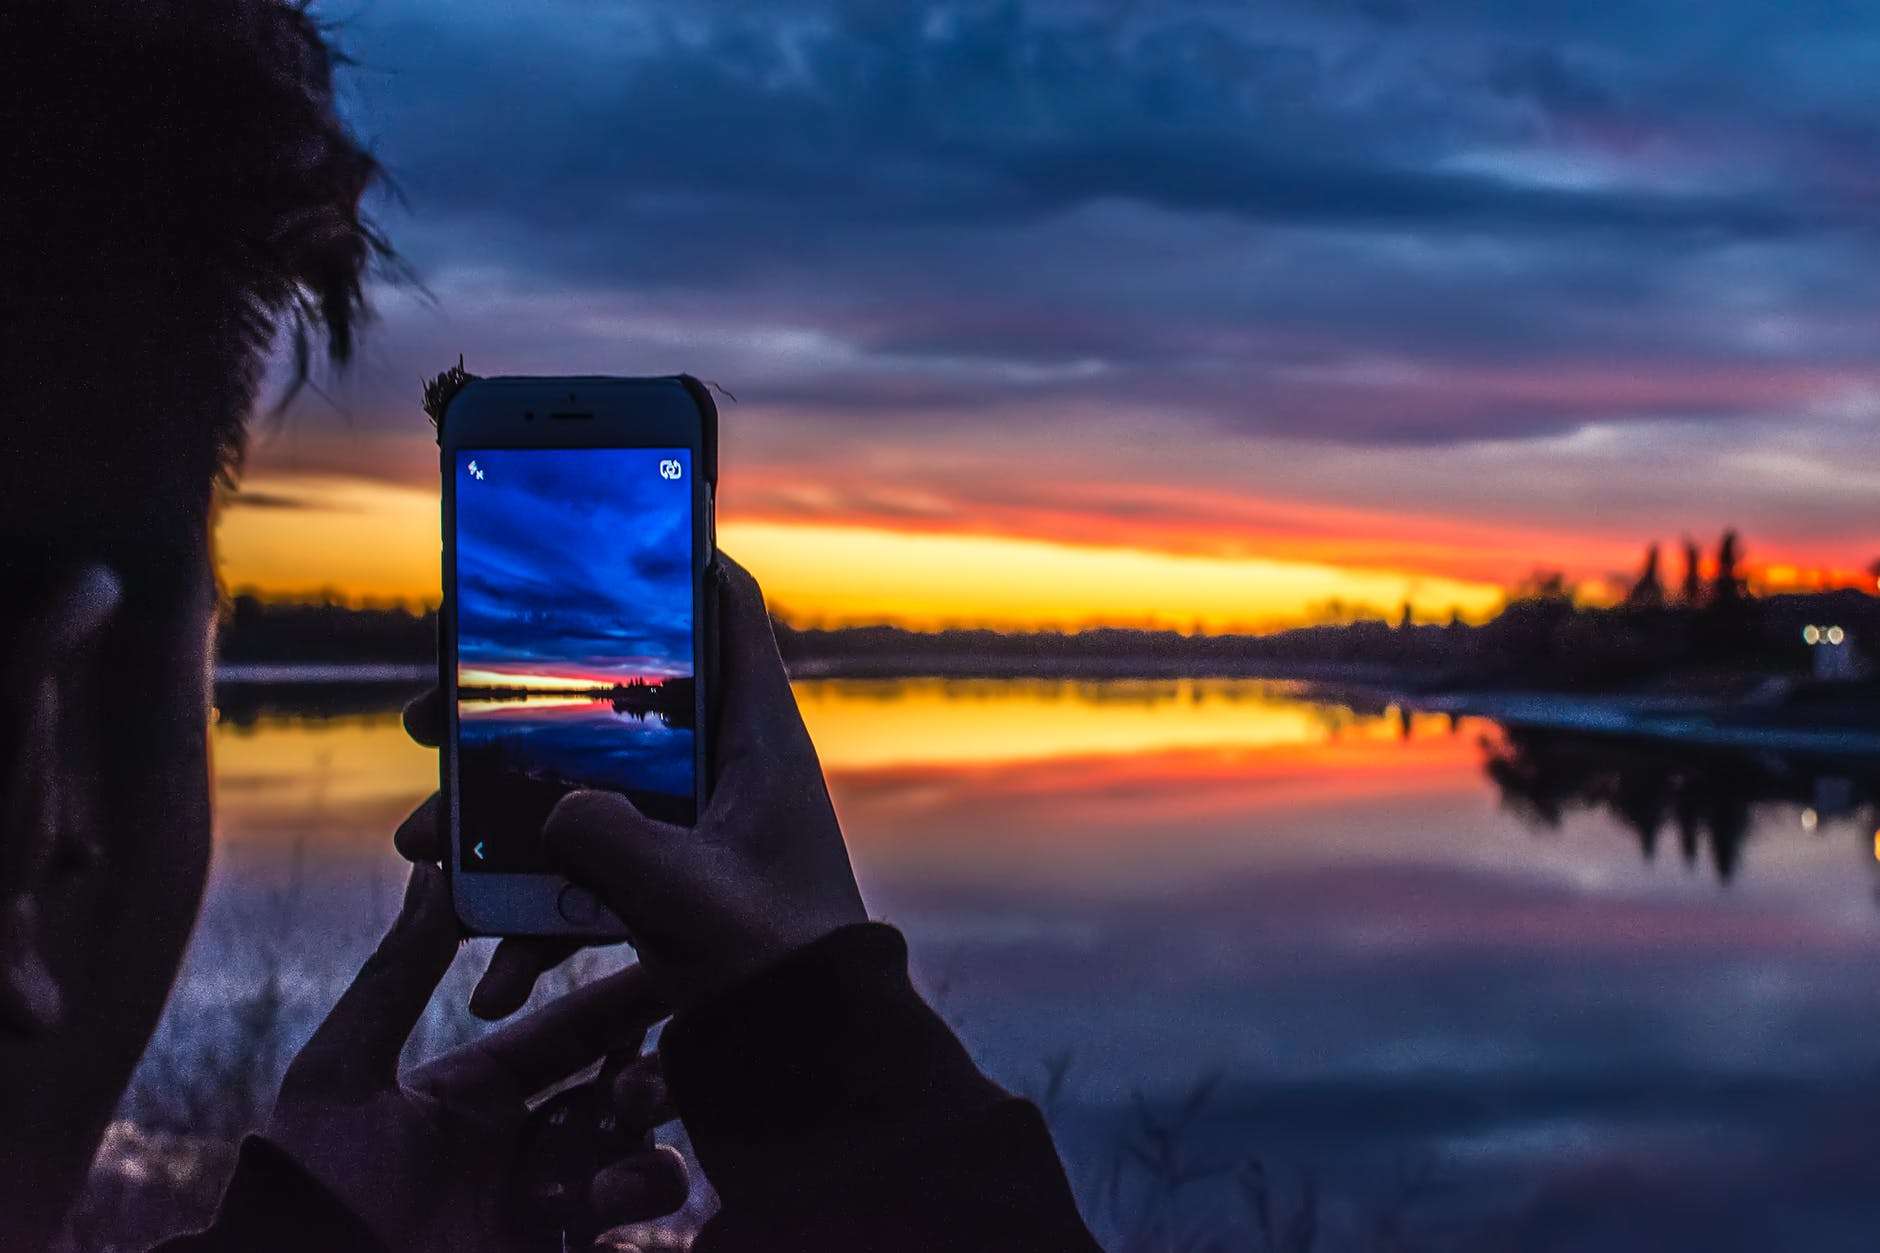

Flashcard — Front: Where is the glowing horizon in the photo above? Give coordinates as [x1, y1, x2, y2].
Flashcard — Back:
[458, 664, 683, 689]
[214, 473, 1509, 628]
[215, 469, 1874, 632]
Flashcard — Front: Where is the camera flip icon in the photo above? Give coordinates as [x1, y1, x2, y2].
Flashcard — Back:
[658, 459, 683, 481]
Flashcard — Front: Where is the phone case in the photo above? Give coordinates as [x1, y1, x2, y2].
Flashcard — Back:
[429, 369, 724, 934]
[675, 375, 722, 799]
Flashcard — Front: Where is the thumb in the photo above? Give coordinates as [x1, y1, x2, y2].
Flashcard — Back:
[285, 862, 459, 1101]
[543, 791, 692, 936]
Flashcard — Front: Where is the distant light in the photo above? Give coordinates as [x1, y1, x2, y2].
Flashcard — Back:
[1803, 625, 1821, 645]
[1827, 625, 1846, 646]
[1802, 807, 1819, 832]
[1873, 830, 1880, 863]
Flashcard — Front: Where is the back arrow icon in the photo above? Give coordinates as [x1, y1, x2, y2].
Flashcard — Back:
[473, 841, 486, 860]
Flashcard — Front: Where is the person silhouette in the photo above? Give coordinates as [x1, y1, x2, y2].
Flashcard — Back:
[2, 3, 680, 1248]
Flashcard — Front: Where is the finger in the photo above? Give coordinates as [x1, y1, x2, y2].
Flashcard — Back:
[469, 936, 583, 1021]
[392, 793, 443, 863]
[284, 863, 458, 1100]
[608, 1053, 675, 1133]
[431, 964, 666, 1104]
[711, 554, 801, 762]
[403, 686, 444, 747]
[596, 1034, 650, 1088]
[589, 1145, 689, 1227]
[392, 801, 586, 1020]
[543, 791, 696, 936]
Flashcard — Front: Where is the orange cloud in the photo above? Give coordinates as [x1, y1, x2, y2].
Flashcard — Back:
[722, 463, 1636, 589]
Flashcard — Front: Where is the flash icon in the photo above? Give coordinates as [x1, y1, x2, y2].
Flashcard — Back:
[468, 460, 485, 481]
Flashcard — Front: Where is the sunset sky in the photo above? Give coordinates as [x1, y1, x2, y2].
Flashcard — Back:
[454, 447, 694, 684]
[220, 0, 1879, 629]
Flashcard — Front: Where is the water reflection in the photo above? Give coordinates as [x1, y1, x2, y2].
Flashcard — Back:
[180, 677, 1880, 1250]
[795, 678, 1405, 769]
[1483, 724, 1880, 885]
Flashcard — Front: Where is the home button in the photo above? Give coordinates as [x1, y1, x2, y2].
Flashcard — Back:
[557, 884, 605, 927]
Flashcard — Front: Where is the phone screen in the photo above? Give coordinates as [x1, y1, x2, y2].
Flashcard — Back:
[453, 446, 695, 873]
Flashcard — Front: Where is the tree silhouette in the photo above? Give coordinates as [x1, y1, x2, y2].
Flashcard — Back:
[1681, 537, 1704, 605]
[1713, 529, 1745, 605]
[1625, 543, 1665, 609]
[1516, 570, 1572, 603]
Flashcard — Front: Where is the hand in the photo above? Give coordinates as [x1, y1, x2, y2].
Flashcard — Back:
[393, 715, 584, 1022]
[546, 556, 868, 1009]
[399, 554, 867, 1014]
[263, 864, 688, 1252]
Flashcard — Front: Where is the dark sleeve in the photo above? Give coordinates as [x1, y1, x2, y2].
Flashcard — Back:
[150, 1136, 385, 1253]
[660, 922, 1103, 1253]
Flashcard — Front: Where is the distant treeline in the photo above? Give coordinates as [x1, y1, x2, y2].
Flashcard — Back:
[460, 676, 696, 727]
[774, 530, 1880, 690]
[773, 587, 1876, 689]
[218, 594, 437, 664]
[217, 532, 1880, 693]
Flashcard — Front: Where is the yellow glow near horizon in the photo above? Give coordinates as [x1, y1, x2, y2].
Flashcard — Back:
[720, 520, 1506, 630]
[216, 474, 440, 603]
[216, 472, 1508, 627]
[457, 667, 596, 691]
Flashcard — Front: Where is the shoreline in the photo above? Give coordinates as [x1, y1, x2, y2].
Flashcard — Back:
[211, 660, 1880, 759]
[216, 662, 436, 686]
[212, 657, 1408, 685]
[781, 655, 1407, 683]
[1393, 688, 1880, 759]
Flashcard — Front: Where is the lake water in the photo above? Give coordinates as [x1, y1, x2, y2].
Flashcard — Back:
[157, 678, 1880, 1250]
[458, 695, 697, 866]
[459, 696, 693, 794]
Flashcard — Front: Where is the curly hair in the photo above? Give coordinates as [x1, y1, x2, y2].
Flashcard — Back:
[0, 0, 389, 511]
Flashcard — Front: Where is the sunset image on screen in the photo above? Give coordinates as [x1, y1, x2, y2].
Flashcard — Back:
[452, 446, 696, 870]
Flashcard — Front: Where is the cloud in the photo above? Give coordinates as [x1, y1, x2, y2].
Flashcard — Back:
[315, 3, 1880, 416]
[250, 0, 1880, 590]
[454, 447, 694, 678]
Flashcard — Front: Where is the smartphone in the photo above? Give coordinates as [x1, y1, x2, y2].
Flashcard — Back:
[439, 375, 716, 937]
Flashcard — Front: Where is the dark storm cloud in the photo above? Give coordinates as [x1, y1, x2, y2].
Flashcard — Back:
[454, 448, 693, 678]
[319, 0, 1880, 447]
